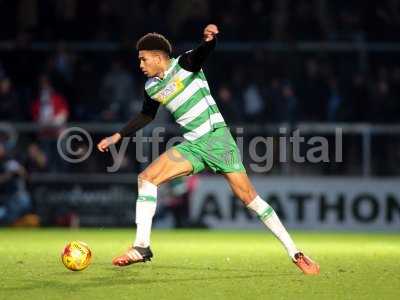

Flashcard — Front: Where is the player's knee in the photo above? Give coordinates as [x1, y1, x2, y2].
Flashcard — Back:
[138, 172, 157, 186]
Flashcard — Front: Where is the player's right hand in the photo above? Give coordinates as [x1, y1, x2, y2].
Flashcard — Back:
[97, 133, 121, 152]
[203, 24, 219, 42]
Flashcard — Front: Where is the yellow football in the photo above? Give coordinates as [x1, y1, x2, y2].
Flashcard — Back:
[61, 241, 92, 271]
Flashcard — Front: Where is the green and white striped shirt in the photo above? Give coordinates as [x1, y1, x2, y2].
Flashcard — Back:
[145, 57, 226, 141]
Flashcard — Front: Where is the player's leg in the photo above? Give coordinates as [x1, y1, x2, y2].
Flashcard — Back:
[202, 127, 299, 258]
[133, 148, 193, 247]
[223, 172, 298, 256]
[223, 172, 320, 275]
[139, 148, 194, 186]
[112, 148, 193, 266]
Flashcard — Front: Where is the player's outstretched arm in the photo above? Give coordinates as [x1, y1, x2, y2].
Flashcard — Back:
[97, 89, 159, 153]
[178, 24, 219, 72]
[97, 113, 153, 152]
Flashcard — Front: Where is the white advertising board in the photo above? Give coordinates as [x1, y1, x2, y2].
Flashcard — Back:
[190, 177, 400, 230]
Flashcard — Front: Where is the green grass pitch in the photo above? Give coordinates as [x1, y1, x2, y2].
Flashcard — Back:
[0, 229, 399, 300]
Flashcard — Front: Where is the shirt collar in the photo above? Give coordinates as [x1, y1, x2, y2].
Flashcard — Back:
[155, 58, 176, 81]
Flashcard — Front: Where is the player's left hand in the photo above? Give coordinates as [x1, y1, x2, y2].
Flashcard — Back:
[97, 133, 121, 152]
[203, 24, 219, 42]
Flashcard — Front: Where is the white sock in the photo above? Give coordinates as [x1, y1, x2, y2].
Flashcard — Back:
[133, 180, 157, 248]
[247, 196, 298, 259]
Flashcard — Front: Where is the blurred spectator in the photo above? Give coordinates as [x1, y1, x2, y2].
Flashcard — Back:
[0, 143, 32, 225]
[297, 58, 327, 121]
[280, 81, 299, 124]
[369, 78, 398, 175]
[368, 79, 397, 123]
[0, 77, 21, 121]
[3, 31, 37, 118]
[163, 176, 200, 228]
[31, 74, 69, 171]
[72, 61, 102, 121]
[243, 82, 265, 123]
[39, 47, 76, 108]
[267, 79, 298, 124]
[31, 74, 69, 127]
[347, 73, 369, 122]
[217, 84, 242, 124]
[99, 58, 135, 121]
[24, 143, 48, 173]
[265, 78, 282, 122]
[326, 77, 344, 122]
[52, 44, 75, 84]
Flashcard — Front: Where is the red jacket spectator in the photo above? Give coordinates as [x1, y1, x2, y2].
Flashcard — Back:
[31, 75, 69, 138]
[31, 92, 69, 123]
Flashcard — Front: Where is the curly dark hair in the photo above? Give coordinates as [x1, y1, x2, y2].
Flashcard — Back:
[136, 33, 172, 56]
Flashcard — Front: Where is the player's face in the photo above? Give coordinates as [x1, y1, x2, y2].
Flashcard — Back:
[138, 51, 161, 77]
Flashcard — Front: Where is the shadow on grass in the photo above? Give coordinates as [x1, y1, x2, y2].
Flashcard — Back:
[151, 264, 271, 275]
[3, 264, 298, 292]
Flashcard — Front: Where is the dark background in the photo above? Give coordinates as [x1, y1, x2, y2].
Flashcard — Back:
[1, 0, 400, 226]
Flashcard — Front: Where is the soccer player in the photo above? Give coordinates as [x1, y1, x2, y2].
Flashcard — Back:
[97, 24, 320, 275]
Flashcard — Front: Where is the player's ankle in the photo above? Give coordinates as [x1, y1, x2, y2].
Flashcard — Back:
[133, 242, 150, 248]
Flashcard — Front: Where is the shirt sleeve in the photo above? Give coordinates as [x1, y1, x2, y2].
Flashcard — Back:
[141, 89, 160, 119]
[178, 39, 216, 72]
[117, 90, 159, 137]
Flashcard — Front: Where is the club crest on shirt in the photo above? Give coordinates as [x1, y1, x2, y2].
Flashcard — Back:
[154, 78, 184, 104]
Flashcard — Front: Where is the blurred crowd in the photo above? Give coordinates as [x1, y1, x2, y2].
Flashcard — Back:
[2, 0, 400, 226]
[0, 0, 399, 177]
[1, 43, 400, 125]
[2, 0, 400, 42]
[0, 0, 399, 125]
